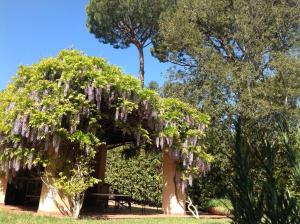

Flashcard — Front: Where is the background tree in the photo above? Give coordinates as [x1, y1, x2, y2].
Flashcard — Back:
[147, 80, 160, 92]
[155, 0, 300, 222]
[86, 0, 173, 87]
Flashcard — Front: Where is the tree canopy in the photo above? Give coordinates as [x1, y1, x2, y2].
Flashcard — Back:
[86, 0, 173, 87]
[155, 0, 300, 222]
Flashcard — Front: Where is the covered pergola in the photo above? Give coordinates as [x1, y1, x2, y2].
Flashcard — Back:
[0, 50, 211, 217]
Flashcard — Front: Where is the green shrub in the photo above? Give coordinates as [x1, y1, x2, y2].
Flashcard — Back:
[201, 198, 232, 216]
[105, 147, 162, 206]
[204, 199, 232, 209]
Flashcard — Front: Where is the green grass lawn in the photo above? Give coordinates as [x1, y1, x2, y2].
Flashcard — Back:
[0, 209, 230, 224]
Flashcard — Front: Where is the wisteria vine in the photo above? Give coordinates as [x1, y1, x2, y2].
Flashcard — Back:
[0, 49, 212, 191]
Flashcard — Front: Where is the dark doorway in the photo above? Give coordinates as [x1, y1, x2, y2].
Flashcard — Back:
[5, 169, 42, 210]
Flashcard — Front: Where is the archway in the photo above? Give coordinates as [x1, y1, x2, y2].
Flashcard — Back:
[0, 50, 211, 217]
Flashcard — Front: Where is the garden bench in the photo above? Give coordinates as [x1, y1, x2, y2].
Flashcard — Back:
[24, 178, 42, 204]
[91, 193, 132, 210]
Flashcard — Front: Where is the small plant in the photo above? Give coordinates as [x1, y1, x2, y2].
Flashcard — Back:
[52, 155, 99, 218]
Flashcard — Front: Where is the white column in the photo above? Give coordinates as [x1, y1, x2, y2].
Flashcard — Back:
[38, 180, 71, 216]
[162, 151, 186, 215]
[0, 177, 7, 204]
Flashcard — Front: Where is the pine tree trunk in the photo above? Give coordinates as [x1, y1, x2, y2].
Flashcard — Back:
[138, 47, 145, 88]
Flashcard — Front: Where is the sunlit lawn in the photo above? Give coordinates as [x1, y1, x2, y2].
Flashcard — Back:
[0, 209, 230, 224]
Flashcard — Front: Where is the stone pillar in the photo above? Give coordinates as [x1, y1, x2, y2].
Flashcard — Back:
[162, 151, 186, 215]
[37, 145, 108, 216]
[0, 177, 7, 204]
[38, 179, 71, 216]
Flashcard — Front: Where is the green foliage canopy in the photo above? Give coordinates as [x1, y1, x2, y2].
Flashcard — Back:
[86, 0, 171, 49]
[86, 0, 173, 87]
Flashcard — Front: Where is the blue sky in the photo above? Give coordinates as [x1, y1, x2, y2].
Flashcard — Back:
[0, 0, 170, 90]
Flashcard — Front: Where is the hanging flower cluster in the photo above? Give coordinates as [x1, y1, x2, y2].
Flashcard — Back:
[0, 49, 211, 187]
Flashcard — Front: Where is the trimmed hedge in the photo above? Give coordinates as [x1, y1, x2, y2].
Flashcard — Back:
[105, 147, 162, 206]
